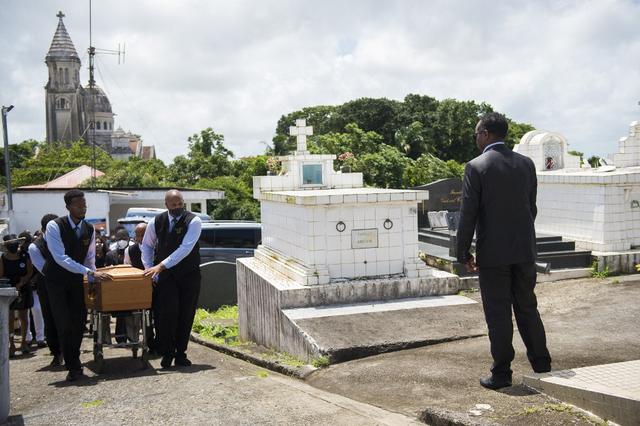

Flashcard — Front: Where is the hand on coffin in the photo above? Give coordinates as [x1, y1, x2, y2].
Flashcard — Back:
[93, 271, 113, 282]
[143, 263, 165, 282]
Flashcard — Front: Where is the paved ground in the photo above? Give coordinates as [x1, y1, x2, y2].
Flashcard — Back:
[7, 336, 418, 425]
[306, 275, 640, 425]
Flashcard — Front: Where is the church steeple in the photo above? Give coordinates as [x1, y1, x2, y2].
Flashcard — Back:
[44, 11, 84, 143]
[46, 11, 79, 60]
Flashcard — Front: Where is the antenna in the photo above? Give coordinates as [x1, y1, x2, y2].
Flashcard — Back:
[86, 0, 126, 190]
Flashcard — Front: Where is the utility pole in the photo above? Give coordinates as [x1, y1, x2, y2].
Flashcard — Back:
[1, 105, 14, 211]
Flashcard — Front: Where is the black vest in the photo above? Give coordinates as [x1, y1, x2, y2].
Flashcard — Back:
[43, 217, 94, 283]
[154, 212, 200, 276]
[33, 237, 50, 290]
[128, 243, 144, 270]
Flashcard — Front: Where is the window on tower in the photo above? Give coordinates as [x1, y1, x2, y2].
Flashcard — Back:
[97, 121, 101, 130]
[64, 68, 69, 84]
[58, 98, 67, 109]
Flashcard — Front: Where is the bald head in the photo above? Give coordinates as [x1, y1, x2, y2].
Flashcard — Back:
[134, 222, 147, 243]
[165, 189, 186, 218]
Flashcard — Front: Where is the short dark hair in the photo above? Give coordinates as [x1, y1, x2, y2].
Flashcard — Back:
[478, 112, 508, 139]
[41, 213, 59, 231]
[115, 229, 129, 240]
[64, 189, 85, 206]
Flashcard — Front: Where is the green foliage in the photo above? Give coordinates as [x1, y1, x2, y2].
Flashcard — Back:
[167, 127, 233, 186]
[309, 123, 382, 158]
[590, 260, 610, 279]
[312, 355, 331, 368]
[356, 144, 412, 188]
[92, 157, 170, 188]
[231, 155, 268, 187]
[568, 150, 584, 166]
[404, 154, 464, 187]
[0, 139, 39, 180]
[192, 307, 240, 346]
[197, 176, 260, 221]
[587, 155, 601, 168]
[275, 94, 531, 163]
[12, 141, 113, 187]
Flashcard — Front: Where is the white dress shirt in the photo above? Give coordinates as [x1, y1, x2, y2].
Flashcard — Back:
[482, 141, 505, 154]
[141, 213, 202, 270]
[28, 242, 46, 274]
[45, 215, 96, 276]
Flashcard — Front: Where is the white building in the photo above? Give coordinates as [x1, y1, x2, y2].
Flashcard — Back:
[515, 119, 640, 253]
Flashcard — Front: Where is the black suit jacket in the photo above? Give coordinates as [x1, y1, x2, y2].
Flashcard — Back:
[456, 144, 537, 267]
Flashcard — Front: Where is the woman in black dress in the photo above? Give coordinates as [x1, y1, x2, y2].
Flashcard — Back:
[1, 234, 34, 357]
[95, 236, 108, 268]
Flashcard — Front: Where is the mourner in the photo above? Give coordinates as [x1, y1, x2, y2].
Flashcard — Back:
[1, 234, 34, 357]
[20, 231, 46, 349]
[44, 189, 111, 381]
[142, 190, 202, 369]
[105, 229, 130, 267]
[28, 215, 63, 365]
[126, 222, 156, 351]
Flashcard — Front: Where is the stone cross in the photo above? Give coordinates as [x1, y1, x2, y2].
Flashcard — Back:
[57, 11, 65, 19]
[289, 119, 313, 153]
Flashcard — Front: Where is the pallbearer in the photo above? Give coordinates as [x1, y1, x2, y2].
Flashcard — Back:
[44, 190, 112, 381]
[142, 190, 202, 369]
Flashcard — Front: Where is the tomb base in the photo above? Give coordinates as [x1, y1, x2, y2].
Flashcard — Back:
[237, 257, 463, 361]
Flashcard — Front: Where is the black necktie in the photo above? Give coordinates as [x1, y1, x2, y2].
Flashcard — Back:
[74, 224, 80, 239]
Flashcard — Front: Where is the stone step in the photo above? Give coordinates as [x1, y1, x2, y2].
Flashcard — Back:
[536, 240, 576, 253]
[523, 360, 640, 426]
[282, 295, 485, 363]
[537, 250, 593, 269]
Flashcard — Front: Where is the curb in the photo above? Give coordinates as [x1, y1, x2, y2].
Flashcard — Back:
[419, 407, 499, 426]
[190, 332, 316, 379]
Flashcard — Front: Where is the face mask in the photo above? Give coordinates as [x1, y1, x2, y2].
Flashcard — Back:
[116, 240, 129, 249]
[6, 244, 18, 254]
[169, 207, 185, 218]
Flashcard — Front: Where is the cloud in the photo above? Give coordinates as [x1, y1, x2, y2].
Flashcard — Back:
[0, 0, 639, 163]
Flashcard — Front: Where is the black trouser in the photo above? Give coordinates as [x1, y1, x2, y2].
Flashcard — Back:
[37, 281, 61, 356]
[478, 262, 551, 379]
[155, 269, 200, 358]
[46, 278, 85, 371]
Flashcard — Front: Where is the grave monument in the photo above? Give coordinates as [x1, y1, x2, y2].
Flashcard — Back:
[237, 119, 464, 361]
[515, 118, 640, 270]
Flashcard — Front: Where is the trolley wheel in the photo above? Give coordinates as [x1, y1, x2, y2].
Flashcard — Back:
[132, 347, 138, 359]
[94, 351, 105, 374]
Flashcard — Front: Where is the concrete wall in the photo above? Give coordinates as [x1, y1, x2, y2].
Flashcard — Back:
[6, 191, 110, 234]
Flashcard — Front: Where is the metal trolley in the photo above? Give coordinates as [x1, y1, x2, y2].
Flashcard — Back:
[91, 308, 152, 373]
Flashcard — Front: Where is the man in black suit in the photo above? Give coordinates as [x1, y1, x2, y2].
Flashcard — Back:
[456, 112, 551, 390]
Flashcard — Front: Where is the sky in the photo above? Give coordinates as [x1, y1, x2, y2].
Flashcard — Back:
[1, 0, 639, 163]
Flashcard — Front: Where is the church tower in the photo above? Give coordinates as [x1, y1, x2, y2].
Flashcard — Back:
[45, 11, 85, 142]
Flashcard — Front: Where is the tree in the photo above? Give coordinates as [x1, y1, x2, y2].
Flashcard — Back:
[404, 154, 464, 187]
[167, 127, 234, 185]
[12, 141, 113, 187]
[231, 155, 268, 187]
[355, 144, 412, 188]
[568, 150, 584, 167]
[91, 157, 170, 188]
[309, 123, 382, 159]
[197, 176, 260, 221]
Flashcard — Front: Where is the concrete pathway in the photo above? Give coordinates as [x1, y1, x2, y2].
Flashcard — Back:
[8, 336, 419, 425]
[305, 275, 640, 425]
[524, 360, 640, 425]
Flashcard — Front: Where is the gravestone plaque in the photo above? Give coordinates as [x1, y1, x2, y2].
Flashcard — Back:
[412, 178, 463, 228]
[198, 261, 237, 310]
[351, 229, 378, 249]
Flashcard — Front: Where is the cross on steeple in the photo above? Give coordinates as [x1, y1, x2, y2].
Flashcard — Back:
[289, 119, 313, 153]
[57, 11, 65, 19]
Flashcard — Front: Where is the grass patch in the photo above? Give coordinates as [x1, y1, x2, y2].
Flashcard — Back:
[81, 399, 104, 408]
[590, 261, 610, 279]
[523, 403, 608, 425]
[262, 351, 306, 368]
[192, 306, 242, 346]
[256, 370, 269, 378]
[312, 355, 330, 368]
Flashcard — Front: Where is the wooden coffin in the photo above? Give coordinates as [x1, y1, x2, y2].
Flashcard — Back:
[83, 264, 152, 312]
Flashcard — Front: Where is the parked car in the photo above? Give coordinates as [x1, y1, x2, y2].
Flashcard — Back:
[124, 207, 212, 222]
[117, 215, 261, 264]
[199, 222, 262, 264]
